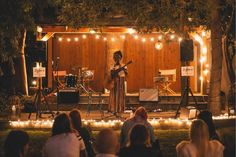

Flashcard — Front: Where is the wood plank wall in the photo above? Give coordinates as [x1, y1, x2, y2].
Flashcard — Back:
[51, 33, 194, 93]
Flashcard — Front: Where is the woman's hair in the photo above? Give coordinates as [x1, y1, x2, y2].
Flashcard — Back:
[134, 107, 148, 120]
[4, 130, 29, 157]
[197, 110, 217, 139]
[128, 124, 150, 146]
[113, 50, 123, 58]
[52, 113, 72, 136]
[190, 119, 209, 157]
[69, 109, 82, 132]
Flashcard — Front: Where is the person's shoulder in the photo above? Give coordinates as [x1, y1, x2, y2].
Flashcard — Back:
[176, 141, 191, 151]
[209, 140, 224, 150]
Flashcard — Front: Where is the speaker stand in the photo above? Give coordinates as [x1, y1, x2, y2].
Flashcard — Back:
[175, 77, 198, 119]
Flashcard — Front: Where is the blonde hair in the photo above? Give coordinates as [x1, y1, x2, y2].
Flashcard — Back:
[190, 119, 209, 157]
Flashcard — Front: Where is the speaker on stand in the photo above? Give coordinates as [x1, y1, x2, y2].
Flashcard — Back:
[180, 39, 194, 62]
[176, 39, 198, 119]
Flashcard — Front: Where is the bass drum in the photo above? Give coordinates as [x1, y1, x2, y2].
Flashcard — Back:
[65, 74, 77, 88]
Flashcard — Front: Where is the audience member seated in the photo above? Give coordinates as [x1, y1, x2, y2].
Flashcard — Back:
[197, 110, 220, 141]
[42, 113, 86, 157]
[176, 119, 224, 157]
[4, 130, 29, 157]
[94, 128, 119, 157]
[119, 124, 159, 157]
[70, 109, 95, 157]
[120, 107, 155, 148]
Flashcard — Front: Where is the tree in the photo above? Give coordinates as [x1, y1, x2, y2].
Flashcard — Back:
[0, 0, 59, 95]
[58, 0, 234, 115]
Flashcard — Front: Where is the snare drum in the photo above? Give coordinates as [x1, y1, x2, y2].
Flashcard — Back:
[65, 74, 77, 87]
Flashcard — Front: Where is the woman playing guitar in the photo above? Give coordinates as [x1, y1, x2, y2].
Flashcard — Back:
[107, 50, 129, 114]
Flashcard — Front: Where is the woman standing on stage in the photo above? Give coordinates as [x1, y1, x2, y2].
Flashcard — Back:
[108, 50, 127, 113]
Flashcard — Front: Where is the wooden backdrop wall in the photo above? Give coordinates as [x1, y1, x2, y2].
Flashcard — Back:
[52, 34, 188, 93]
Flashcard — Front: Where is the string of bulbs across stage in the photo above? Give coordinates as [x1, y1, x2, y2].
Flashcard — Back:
[55, 30, 210, 86]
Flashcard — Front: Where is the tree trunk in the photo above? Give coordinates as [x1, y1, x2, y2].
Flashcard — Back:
[16, 30, 28, 95]
[208, 0, 222, 115]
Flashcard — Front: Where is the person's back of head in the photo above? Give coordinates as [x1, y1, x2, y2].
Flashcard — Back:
[52, 113, 72, 136]
[4, 130, 29, 157]
[69, 109, 82, 132]
[95, 128, 119, 155]
[129, 124, 150, 147]
[134, 107, 148, 121]
[197, 110, 217, 139]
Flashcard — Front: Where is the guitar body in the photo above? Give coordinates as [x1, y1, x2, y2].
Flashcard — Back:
[104, 60, 132, 90]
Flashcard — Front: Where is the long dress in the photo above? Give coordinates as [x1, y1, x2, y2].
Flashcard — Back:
[108, 63, 126, 113]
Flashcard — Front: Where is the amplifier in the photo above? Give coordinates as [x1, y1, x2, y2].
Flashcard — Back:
[139, 89, 158, 101]
[58, 88, 79, 104]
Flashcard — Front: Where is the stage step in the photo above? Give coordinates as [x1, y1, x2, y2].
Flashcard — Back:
[41, 94, 208, 111]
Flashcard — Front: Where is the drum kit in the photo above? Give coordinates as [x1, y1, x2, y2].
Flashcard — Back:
[64, 67, 94, 89]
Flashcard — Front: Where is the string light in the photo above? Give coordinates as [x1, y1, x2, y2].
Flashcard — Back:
[202, 46, 207, 55]
[58, 37, 62, 42]
[142, 38, 146, 42]
[111, 37, 115, 42]
[170, 34, 175, 40]
[127, 28, 136, 34]
[178, 37, 182, 42]
[158, 35, 162, 40]
[134, 35, 139, 40]
[203, 69, 209, 75]
[95, 35, 100, 39]
[9, 115, 235, 129]
[150, 37, 154, 42]
[201, 31, 206, 37]
[120, 35, 126, 39]
[155, 42, 163, 50]
[67, 38, 71, 42]
[103, 37, 107, 41]
[200, 56, 206, 63]
[74, 37, 79, 41]
[89, 29, 96, 34]
[82, 35, 87, 39]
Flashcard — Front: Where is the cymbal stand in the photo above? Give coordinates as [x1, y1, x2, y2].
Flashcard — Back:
[77, 84, 93, 116]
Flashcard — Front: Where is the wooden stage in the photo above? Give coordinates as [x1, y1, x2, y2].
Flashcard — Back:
[39, 92, 208, 113]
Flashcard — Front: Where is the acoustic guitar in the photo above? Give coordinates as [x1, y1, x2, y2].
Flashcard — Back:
[105, 60, 133, 90]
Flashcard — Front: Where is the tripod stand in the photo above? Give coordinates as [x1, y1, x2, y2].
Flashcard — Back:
[175, 77, 198, 118]
[28, 77, 54, 119]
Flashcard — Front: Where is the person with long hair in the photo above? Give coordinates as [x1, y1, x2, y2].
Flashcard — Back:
[42, 113, 86, 157]
[69, 109, 95, 157]
[176, 119, 224, 157]
[119, 124, 158, 157]
[197, 110, 220, 141]
[120, 107, 155, 148]
[4, 130, 29, 157]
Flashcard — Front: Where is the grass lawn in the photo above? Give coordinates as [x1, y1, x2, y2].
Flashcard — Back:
[0, 127, 235, 157]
